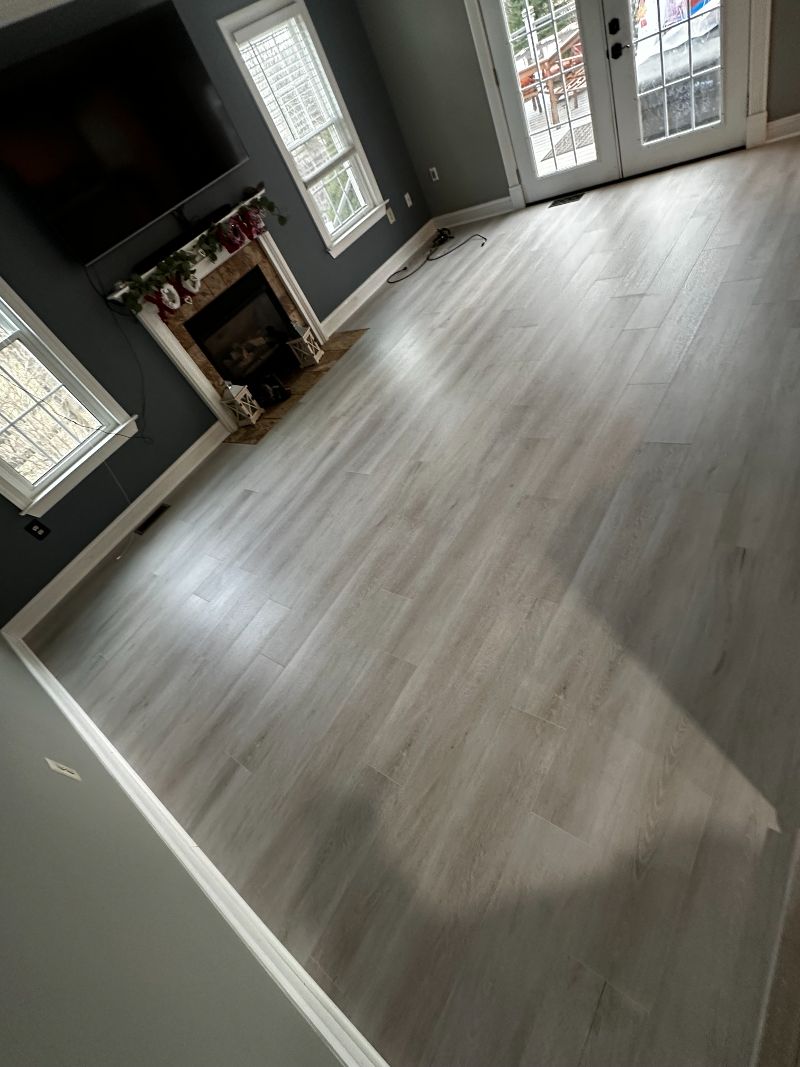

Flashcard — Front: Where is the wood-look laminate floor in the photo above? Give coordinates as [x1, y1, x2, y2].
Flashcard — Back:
[32, 141, 800, 1066]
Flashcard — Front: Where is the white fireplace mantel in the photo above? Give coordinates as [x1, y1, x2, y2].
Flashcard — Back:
[110, 201, 326, 429]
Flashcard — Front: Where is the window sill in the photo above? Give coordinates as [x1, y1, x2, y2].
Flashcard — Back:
[15, 417, 137, 518]
[326, 202, 387, 258]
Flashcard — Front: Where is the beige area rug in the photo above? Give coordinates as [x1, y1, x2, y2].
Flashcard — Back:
[225, 328, 368, 445]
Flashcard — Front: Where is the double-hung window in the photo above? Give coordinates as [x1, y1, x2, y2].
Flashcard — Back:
[0, 277, 134, 516]
[221, 0, 385, 256]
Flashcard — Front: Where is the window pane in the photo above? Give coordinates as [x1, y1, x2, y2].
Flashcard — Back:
[239, 16, 339, 150]
[17, 405, 80, 465]
[0, 424, 52, 483]
[660, 0, 688, 31]
[639, 88, 666, 142]
[691, 11, 720, 73]
[662, 18, 689, 84]
[632, 0, 722, 145]
[45, 386, 101, 436]
[309, 158, 368, 236]
[0, 367, 37, 421]
[502, 0, 598, 178]
[694, 68, 721, 126]
[0, 337, 100, 486]
[291, 123, 347, 180]
[1, 337, 60, 399]
[237, 13, 376, 238]
[666, 78, 693, 135]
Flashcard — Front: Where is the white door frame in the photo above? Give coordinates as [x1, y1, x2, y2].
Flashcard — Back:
[463, 0, 527, 209]
[464, 0, 773, 195]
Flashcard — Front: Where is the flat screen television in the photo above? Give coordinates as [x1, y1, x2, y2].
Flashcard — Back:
[0, 3, 248, 263]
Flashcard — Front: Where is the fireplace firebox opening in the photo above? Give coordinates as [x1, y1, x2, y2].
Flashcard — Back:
[185, 267, 298, 404]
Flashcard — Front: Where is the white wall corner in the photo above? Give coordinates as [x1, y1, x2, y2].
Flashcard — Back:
[2, 421, 230, 641]
[746, 110, 768, 148]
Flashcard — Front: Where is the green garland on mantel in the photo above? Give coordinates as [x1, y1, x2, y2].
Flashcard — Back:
[116, 190, 287, 315]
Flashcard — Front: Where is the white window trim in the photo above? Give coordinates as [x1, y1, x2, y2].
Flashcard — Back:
[0, 276, 135, 518]
[218, 0, 387, 257]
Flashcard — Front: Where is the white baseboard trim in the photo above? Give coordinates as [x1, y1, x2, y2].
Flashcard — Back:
[321, 220, 437, 336]
[4, 634, 389, 1067]
[319, 196, 524, 337]
[766, 113, 800, 143]
[746, 110, 768, 148]
[433, 194, 521, 230]
[3, 421, 230, 641]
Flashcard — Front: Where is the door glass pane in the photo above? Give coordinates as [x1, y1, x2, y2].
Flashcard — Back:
[502, 0, 599, 177]
[630, 0, 723, 144]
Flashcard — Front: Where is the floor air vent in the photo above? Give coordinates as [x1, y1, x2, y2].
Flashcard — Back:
[134, 503, 170, 535]
[549, 191, 584, 207]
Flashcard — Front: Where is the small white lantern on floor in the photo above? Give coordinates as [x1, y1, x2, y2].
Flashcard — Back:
[287, 324, 324, 368]
[222, 383, 262, 426]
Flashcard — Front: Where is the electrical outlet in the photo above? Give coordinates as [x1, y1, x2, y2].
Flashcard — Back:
[25, 519, 51, 540]
[404, 192, 413, 208]
[45, 758, 82, 782]
[386, 205, 396, 224]
[428, 166, 440, 182]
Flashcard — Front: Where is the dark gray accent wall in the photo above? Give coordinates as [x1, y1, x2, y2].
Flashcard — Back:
[768, 0, 800, 122]
[355, 0, 509, 216]
[0, 639, 347, 1066]
[0, 0, 429, 626]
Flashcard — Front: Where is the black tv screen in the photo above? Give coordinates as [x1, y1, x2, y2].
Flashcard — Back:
[0, 3, 248, 263]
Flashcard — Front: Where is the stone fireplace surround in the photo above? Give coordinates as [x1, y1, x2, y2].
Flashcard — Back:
[115, 215, 326, 432]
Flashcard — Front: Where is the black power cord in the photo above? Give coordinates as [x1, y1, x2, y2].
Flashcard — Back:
[387, 227, 487, 284]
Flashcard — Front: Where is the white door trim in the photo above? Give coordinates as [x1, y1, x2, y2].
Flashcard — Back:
[746, 0, 772, 147]
[463, 0, 525, 208]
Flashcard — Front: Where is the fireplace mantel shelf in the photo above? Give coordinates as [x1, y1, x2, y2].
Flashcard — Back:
[106, 191, 270, 303]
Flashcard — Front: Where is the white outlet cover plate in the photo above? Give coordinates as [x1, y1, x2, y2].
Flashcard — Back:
[45, 757, 82, 781]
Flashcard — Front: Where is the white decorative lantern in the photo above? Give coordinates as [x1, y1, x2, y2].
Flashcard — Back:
[288, 324, 324, 368]
[222, 384, 262, 426]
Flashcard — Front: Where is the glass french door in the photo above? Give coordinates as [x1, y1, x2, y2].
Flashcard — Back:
[606, 0, 748, 175]
[481, 0, 749, 202]
[482, 0, 620, 200]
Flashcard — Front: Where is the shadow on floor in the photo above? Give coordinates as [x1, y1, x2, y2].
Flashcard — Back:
[268, 784, 790, 1067]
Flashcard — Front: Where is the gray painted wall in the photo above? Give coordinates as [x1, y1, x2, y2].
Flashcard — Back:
[354, 0, 509, 216]
[0, 0, 429, 626]
[768, 0, 800, 122]
[0, 638, 346, 1066]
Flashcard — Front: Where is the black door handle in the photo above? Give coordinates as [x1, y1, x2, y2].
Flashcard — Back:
[610, 41, 630, 59]
[608, 17, 620, 34]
